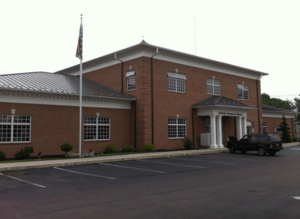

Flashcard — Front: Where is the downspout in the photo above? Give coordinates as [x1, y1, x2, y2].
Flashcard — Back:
[192, 108, 195, 145]
[115, 53, 124, 92]
[151, 48, 159, 144]
[256, 74, 262, 134]
[134, 101, 137, 150]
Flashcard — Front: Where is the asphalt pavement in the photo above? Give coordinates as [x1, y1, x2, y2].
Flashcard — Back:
[1, 144, 300, 219]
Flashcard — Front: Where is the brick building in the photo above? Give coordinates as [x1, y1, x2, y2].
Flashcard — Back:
[0, 41, 296, 158]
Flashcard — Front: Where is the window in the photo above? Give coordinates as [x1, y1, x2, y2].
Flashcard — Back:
[167, 72, 186, 93]
[263, 122, 267, 134]
[207, 78, 221, 95]
[0, 114, 31, 143]
[238, 84, 249, 100]
[168, 118, 186, 138]
[246, 121, 251, 134]
[84, 117, 110, 140]
[250, 135, 258, 142]
[126, 70, 135, 91]
[259, 135, 268, 142]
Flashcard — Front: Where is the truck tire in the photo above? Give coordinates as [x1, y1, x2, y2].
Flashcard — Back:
[257, 147, 266, 156]
[229, 145, 236, 154]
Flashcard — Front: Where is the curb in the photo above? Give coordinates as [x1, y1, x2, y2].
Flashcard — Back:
[0, 148, 229, 172]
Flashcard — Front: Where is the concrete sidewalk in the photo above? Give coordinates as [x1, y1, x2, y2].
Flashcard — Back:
[0, 148, 229, 172]
[0, 142, 298, 172]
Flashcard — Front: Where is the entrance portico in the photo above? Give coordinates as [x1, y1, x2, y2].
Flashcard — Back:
[192, 96, 256, 149]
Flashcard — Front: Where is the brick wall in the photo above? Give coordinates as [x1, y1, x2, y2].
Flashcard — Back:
[262, 116, 295, 140]
[0, 102, 133, 158]
[82, 57, 264, 151]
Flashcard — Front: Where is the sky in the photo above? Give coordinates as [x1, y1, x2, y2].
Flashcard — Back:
[1, 0, 300, 101]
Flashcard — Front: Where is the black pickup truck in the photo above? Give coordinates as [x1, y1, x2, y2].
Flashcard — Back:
[226, 134, 283, 156]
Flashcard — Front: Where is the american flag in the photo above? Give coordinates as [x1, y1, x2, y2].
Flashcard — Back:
[75, 22, 83, 59]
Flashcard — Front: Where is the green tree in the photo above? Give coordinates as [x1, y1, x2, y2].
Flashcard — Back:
[293, 96, 300, 122]
[278, 116, 291, 143]
[262, 93, 295, 110]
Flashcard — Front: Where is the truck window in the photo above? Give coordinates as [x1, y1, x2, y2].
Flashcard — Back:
[259, 135, 268, 142]
[250, 135, 258, 142]
[269, 135, 281, 142]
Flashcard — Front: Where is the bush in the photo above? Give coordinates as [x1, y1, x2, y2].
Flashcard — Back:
[182, 137, 194, 150]
[0, 151, 6, 161]
[60, 143, 73, 154]
[123, 145, 135, 152]
[15, 147, 34, 159]
[293, 138, 298, 142]
[105, 145, 117, 154]
[142, 144, 155, 152]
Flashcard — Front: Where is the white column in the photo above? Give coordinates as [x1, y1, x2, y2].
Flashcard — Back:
[243, 116, 247, 136]
[210, 114, 218, 148]
[217, 115, 223, 148]
[236, 116, 243, 139]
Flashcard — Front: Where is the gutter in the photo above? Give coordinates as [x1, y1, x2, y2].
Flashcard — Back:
[151, 48, 159, 144]
[114, 53, 124, 92]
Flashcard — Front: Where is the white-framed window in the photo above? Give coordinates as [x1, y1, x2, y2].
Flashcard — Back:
[238, 84, 249, 100]
[263, 122, 267, 134]
[0, 114, 31, 143]
[84, 117, 110, 141]
[126, 70, 135, 91]
[168, 118, 186, 138]
[167, 72, 186, 93]
[246, 121, 252, 134]
[207, 78, 221, 95]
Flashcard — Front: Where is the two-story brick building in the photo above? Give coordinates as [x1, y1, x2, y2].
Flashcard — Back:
[0, 40, 296, 158]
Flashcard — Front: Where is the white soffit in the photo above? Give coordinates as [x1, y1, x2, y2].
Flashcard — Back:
[262, 111, 296, 119]
[0, 91, 132, 109]
[67, 50, 264, 80]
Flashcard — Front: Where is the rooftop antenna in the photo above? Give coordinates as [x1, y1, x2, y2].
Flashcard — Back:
[194, 10, 197, 55]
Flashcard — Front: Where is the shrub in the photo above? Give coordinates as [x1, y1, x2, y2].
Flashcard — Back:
[65, 153, 80, 158]
[0, 151, 5, 161]
[182, 137, 194, 150]
[105, 145, 117, 154]
[142, 144, 155, 152]
[293, 138, 298, 142]
[123, 145, 135, 152]
[15, 147, 34, 159]
[60, 143, 73, 154]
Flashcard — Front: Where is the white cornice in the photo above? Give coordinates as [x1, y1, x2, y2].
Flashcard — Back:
[0, 91, 132, 109]
[262, 111, 296, 118]
[62, 44, 267, 80]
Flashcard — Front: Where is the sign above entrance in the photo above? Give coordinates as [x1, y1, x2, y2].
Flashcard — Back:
[219, 112, 242, 116]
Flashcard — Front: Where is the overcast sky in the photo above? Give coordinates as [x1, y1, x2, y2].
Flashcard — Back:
[1, 0, 299, 101]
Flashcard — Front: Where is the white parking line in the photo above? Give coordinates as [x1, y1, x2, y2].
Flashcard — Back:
[289, 148, 300, 150]
[0, 173, 45, 188]
[99, 163, 165, 173]
[290, 196, 300, 200]
[169, 157, 234, 165]
[139, 160, 205, 169]
[53, 167, 115, 180]
[196, 155, 259, 162]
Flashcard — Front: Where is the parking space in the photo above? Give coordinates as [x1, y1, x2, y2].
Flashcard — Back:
[1, 146, 300, 219]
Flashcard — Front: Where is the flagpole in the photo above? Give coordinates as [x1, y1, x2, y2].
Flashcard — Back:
[79, 14, 83, 156]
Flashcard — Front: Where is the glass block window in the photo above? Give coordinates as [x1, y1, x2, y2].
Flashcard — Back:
[238, 84, 249, 100]
[263, 122, 267, 134]
[167, 72, 186, 93]
[0, 114, 31, 143]
[126, 70, 135, 91]
[207, 78, 221, 95]
[84, 117, 110, 140]
[168, 118, 186, 138]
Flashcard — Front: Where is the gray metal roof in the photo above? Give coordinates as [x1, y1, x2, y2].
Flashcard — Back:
[0, 72, 136, 100]
[55, 40, 269, 77]
[262, 104, 296, 114]
[192, 96, 256, 109]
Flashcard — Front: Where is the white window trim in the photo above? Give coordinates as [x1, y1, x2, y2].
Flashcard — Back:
[127, 75, 136, 91]
[263, 122, 267, 134]
[207, 79, 221, 95]
[238, 84, 249, 101]
[168, 118, 187, 139]
[84, 117, 111, 141]
[0, 114, 31, 144]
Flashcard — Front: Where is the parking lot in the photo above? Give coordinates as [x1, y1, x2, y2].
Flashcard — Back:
[1, 145, 300, 219]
